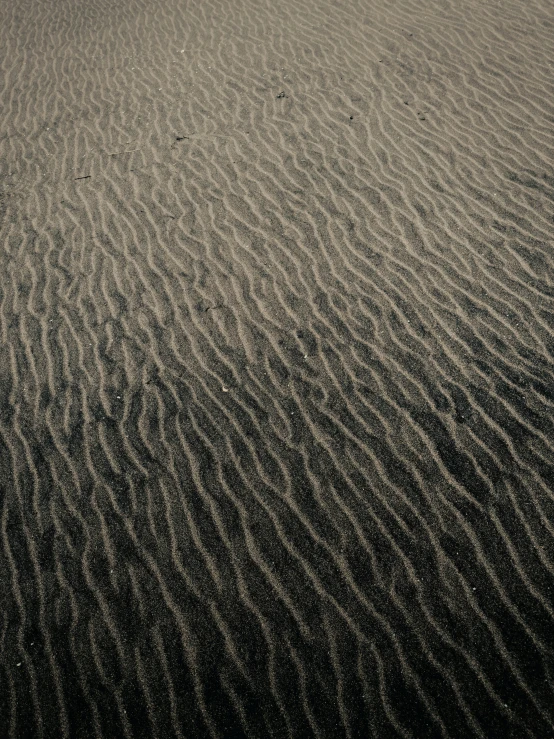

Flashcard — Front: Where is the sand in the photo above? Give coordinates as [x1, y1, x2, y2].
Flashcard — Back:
[1, 0, 554, 735]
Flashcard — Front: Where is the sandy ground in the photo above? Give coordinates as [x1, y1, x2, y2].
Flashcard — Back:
[1, 0, 554, 736]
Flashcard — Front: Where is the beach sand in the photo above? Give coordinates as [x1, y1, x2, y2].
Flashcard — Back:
[1, 0, 554, 735]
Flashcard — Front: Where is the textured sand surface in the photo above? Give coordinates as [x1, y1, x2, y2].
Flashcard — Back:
[1, 0, 554, 736]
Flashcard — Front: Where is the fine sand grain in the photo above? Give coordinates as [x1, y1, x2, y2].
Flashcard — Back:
[1, 0, 554, 736]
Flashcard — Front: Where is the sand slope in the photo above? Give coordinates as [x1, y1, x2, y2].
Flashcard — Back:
[1, 0, 554, 735]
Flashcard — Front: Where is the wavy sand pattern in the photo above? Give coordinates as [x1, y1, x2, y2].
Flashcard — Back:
[1, 0, 554, 735]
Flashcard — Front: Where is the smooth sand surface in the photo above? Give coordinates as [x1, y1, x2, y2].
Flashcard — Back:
[1, 0, 554, 736]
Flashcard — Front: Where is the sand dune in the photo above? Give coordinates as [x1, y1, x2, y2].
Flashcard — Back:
[1, 0, 554, 735]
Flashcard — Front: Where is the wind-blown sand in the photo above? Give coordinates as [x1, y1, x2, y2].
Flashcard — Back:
[1, 0, 554, 735]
